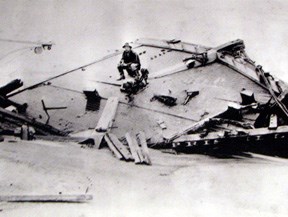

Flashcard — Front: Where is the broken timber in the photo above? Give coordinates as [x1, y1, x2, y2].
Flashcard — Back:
[81, 97, 119, 148]
[126, 132, 151, 165]
[0, 107, 67, 136]
[0, 79, 23, 96]
[105, 133, 133, 161]
[126, 132, 142, 164]
[137, 131, 152, 165]
[0, 194, 93, 203]
[104, 134, 123, 160]
[96, 97, 119, 132]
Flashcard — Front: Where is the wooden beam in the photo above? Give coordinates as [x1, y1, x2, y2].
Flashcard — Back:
[107, 133, 133, 161]
[96, 97, 119, 132]
[104, 134, 123, 160]
[0, 194, 93, 203]
[137, 131, 152, 165]
[125, 132, 141, 164]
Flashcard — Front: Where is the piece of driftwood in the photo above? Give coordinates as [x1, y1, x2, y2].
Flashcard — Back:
[0, 194, 93, 203]
[96, 97, 119, 132]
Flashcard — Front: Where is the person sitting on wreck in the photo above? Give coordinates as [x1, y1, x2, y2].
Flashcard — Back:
[117, 42, 141, 80]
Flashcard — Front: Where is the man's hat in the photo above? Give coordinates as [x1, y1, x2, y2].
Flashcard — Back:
[122, 42, 132, 48]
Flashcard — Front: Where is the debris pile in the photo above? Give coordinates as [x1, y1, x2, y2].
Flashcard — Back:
[1, 38, 288, 159]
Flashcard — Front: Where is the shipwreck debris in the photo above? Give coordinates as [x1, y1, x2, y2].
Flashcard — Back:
[183, 90, 199, 105]
[83, 89, 101, 111]
[41, 99, 67, 123]
[80, 97, 119, 149]
[105, 133, 133, 161]
[157, 120, 167, 130]
[172, 126, 288, 155]
[0, 79, 27, 113]
[125, 132, 151, 165]
[150, 95, 177, 106]
[0, 107, 67, 136]
[240, 89, 256, 105]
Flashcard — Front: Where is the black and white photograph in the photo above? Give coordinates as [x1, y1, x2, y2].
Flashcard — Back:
[0, 0, 287, 216]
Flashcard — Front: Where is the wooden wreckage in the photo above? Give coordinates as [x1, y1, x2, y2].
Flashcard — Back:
[1, 38, 288, 164]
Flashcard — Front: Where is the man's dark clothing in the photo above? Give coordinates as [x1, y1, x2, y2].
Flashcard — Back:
[118, 50, 141, 78]
[121, 50, 141, 66]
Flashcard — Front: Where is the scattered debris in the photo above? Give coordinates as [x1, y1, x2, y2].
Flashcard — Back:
[14, 125, 35, 140]
[105, 133, 133, 161]
[83, 89, 101, 111]
[41, 99, 67, 123]
[150, 95, 177, 106]
[157, 120, 167, 130]
[125, 132, 151, 165]
[2, 38, 288, 160]
[0, 79, 23, 96]
[80, 97, 119, 148]
[183, 90, 199, 105]
[0, 107, 67, 136]
[120, 69, 149, 102]
[240, 89, 256, 105]
[0, 79, 27, 113]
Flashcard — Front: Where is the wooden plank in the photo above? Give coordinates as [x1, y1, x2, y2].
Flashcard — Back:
[107, 133, 133, 161]
[104, 134, 123, 160]
[96, 97, 119, 132]
[137, 131, 152, 165]
[125, 132, 141, 164]
[133, 135, 145, 163]
[0, 194, 93, 203]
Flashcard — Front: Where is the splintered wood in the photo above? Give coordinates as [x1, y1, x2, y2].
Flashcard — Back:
[104, 131, 152, 165]
[126, 132, 152, 165]
[104, 133, 133, 161]
[82, 97, 118, 149]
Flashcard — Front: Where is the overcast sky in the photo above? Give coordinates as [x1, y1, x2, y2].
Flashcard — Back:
[0, 0, 287, 82]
